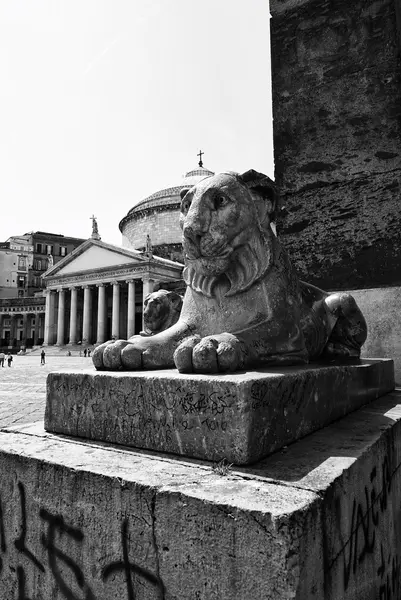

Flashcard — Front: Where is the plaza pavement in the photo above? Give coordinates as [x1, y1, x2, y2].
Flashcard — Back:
[0, 355, 95, 428]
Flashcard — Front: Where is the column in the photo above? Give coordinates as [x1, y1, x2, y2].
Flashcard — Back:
[34, 312, 40, 345]
[21, 313, 28, 347]
[0, 314, 3, 342]
[82, 286, 92, 344]
[68, 287, 78, 344]
[126, 280, 136, 338]
[43, 290, 56, 345]
[96, 283, 107, 344]
[111, 282, 120, 339]
[142, 277, 155, 330]
[10, 315, 17, 346]
[56, 288, 66, 346]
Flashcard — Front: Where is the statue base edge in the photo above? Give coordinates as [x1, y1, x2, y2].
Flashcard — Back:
[45, 358, 394, 465]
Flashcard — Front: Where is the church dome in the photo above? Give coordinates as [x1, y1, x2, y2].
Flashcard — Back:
[119, 163, 214, 262]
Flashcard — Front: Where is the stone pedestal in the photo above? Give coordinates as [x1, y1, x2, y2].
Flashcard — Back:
[45, 359, 394, 465]
[1, 391, 401, 599]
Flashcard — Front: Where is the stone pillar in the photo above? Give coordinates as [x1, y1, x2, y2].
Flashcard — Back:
[68, 287, 78, 345]
[96, 283, 107, 344]
[126, 280, 136, 339]
[111, 282, 120, 339]
[21, 313, 28, 347]
[82, 286, 92, 344]
[43, 290, 56, 345]
[270, 0, 401, 290]
[56, 288, 66, 346]
[10, 315, 17, 346]
[142, 277, 154, 330]
[0, 314, 3, 342]
[34, 313, 40, 345]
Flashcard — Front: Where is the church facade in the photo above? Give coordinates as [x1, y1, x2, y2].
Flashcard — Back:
[42, 239, 183, 346]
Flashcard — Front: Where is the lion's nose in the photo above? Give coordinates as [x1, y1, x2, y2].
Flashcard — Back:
[184, 206, 210, 236]
[183, 225, 202, 247]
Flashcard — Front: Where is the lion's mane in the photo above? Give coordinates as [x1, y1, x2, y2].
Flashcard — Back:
[183, 227, 273, 298]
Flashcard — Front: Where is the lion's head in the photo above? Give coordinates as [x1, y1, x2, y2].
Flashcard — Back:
[141, 290, 183, 336]
[179, 170, 278, 297]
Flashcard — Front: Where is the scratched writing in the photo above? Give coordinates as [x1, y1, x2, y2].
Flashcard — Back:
[164, 388, 234, 416]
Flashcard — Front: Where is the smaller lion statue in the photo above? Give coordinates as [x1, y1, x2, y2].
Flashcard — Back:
[93, 169, 367, 373]
[140, 290, 183, 337]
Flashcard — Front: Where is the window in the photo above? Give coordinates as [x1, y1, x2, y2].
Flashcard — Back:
[32, 319, 35, 326]
[18, 256, 26, 270]
[36, 243, 43, 254]
[46, 244, 53, 255]
[17, 276, 26, 288]
[34, 259, 42, 271]
[60, 246, 67, 257]
[18, 290, 24, 298]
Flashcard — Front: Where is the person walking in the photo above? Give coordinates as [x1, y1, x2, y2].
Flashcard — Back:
[83, 348, 87, 357]
[0, 351, 4, 367]
[7, 353, 13, 367]
[87, 348, 91, 358]
[40, 349, 46, 365]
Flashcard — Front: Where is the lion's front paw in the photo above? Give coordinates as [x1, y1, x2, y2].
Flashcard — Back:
[174, 333, 243, 374]
[92, 339, 143, 371]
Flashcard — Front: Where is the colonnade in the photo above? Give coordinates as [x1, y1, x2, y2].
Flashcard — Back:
[43, 278, 155, 346]
[0, 311, 45, 346]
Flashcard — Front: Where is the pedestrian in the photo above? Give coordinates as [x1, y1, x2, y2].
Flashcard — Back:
[84, 348, 87, 357]
[87, 348, 91, 357]
[0, 351, 4, 367]
[40, 349, 46, 365]
[7, 353, 13, 367]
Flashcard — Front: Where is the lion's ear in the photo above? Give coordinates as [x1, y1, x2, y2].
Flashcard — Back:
[180, 188, 191, 200]
[239, 169, 278, 222]
[168, 291, 183, 311]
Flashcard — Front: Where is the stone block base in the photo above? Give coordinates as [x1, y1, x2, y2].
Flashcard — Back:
[2, 391, 401, 598]
[45, 359, 394, 464]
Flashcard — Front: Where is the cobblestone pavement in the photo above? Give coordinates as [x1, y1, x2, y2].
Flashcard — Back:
[0, 356, 95, 428]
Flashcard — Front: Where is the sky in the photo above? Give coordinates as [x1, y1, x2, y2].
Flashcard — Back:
[0, 0, 273, 246]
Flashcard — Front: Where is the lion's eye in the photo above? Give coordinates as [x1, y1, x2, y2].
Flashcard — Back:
[213, 195, 228, 210]
[181, 200, 190, 214]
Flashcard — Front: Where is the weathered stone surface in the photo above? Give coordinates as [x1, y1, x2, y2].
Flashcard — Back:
[270, 0, 401, 289]
[2, 390, 401, 598]
[241, 392, 401, 599]
[45, 359, 394, 464]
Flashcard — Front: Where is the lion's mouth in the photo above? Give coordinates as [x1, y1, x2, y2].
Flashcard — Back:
[183, 237, 232, 261]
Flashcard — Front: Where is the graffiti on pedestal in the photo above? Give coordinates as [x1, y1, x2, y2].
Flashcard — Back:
[0, 481, 164, 600]
[102, 519, 164, 600]
[327, 454, 401, 599]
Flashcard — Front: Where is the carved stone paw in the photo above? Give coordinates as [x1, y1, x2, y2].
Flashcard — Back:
[173, 333, 243, 374]
[92, 340, 134, 370]
[92, 336, 175, 370]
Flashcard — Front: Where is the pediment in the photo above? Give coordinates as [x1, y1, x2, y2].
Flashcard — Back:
[46, 240, 145, 277]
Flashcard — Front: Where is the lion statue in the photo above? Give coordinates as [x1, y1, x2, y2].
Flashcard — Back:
[140, 289, 183, 337]
[93, 170, 367, 373]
